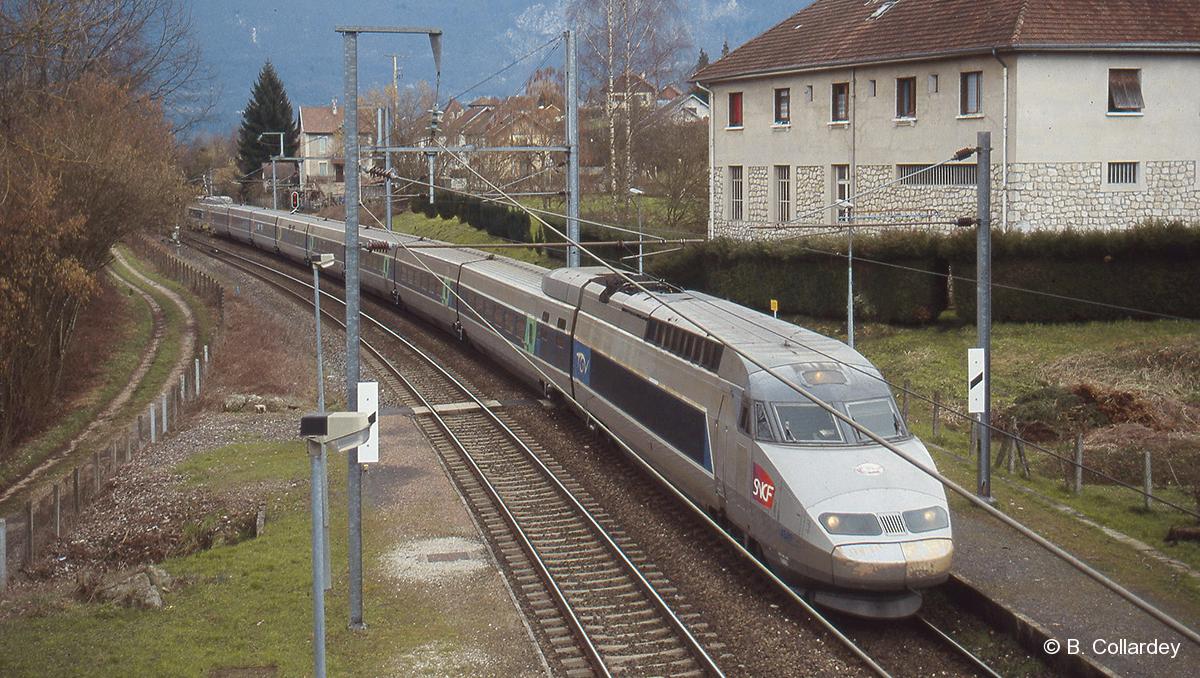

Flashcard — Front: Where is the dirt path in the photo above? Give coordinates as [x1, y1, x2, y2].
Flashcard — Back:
[0, 250, 197, 504]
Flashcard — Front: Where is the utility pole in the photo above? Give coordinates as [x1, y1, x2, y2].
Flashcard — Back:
[976, 131, 993, 501]
[339, 27, 366, 631]
[565, 29, 581, 267]
[337, 23, 442, 632]
[384, 107, 393, 230]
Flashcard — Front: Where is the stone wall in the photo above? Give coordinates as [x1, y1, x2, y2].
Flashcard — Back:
[708, 160, 1200, 239]
[711, 164, 827, 240]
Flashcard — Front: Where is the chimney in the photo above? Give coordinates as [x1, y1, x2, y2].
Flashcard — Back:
[331, 97, 338, 116]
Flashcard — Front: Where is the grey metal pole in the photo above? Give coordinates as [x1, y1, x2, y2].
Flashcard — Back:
[309, 442, 327, 678]
[565, 29, 581, 268]
[341, 28, 366, 630]
[195, 358, 201, 398]
[161, 393, 168, 434]
[149, 403, 157, 444]
[847, 225, 855, 349]
[272, 158, 278, 210]
[637, 197, 644, 274]
[313, 264, 331, 590]
[384, 107, 393, 231]
[976, 130, 992, 500]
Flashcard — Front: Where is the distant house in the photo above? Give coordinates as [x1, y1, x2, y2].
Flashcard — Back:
[656, 92, 711, 124]
[298, 99, 378, 198]
[693, 0, 1200, 238]
[441, 95, 562, 187]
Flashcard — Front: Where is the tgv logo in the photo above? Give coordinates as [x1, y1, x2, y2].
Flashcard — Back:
[574, 351, 590, 376]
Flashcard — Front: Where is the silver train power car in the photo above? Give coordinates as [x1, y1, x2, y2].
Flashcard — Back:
[191, 200, 954, 618]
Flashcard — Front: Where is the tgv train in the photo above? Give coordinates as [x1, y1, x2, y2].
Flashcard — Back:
[190, 199, 954, 618]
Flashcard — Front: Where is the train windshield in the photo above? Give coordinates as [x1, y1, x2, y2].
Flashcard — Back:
[773, 403, 843, 443]
[846, 398, 906, 441]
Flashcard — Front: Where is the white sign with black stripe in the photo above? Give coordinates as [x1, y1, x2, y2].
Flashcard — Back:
[356, 381, 379, 463]
[967, 348, 986, 414]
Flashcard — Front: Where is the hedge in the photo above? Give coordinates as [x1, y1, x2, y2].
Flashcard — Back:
[651, 220, 1200, 324]
[650, 233, 947, 324]
[412, 192, 543, 249]
[944, 221, 1200, 321]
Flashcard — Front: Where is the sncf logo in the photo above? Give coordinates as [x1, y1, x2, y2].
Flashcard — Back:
[752, 463, 776, 509]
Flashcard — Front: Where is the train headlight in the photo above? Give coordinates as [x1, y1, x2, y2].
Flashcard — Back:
[902, 506, 949, 533]
[818, 512, 883, 536]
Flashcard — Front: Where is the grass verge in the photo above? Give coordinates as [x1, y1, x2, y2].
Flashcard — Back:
[0, 438, 456, 676]
[387, 211, 555, 268]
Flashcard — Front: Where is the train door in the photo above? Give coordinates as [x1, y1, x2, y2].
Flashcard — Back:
[721, 393, 756, 538]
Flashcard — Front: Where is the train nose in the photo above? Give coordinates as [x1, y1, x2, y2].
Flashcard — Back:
[830, 538, 954, 589]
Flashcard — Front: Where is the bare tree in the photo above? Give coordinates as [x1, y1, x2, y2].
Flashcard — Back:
[567, 0, 691, 208]
[0, 1, 196, 448]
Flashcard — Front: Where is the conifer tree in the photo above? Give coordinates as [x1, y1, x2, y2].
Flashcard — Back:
[720, 39, 730, 59]
[236, 62, 299, 179]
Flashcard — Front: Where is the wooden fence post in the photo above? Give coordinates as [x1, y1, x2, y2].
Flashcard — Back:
[1144, 450, 1153, 511]
[53, 484, 61, 537]
[24, 501, 34, 565]
[72, 468, 80, 513]
[93, 451, 101, 494]
[1073, 433, 1084, 495]
[932, 391, 942, 438]
[901, 379, 910, 423]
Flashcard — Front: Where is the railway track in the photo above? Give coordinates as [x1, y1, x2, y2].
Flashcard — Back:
[186, 233, 1017, 677]
[188, 237, 722, 677]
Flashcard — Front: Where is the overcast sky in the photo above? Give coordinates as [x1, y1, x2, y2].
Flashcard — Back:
[184, 1, 807, 134]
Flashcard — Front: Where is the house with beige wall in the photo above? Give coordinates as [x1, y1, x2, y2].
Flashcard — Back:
[298, 100, 377, 199]
[692, 0, 1200, 238]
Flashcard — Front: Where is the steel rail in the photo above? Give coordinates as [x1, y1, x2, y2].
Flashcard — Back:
[914, 615, 1004, 678]
[187, 241, 612, 676]
[189, 238, 723, 676]
[435, 149, 1200, 650]
[351, 210, 894, 674]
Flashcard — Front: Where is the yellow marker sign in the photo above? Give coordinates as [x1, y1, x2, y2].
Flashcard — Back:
[770, 299, 779, 313]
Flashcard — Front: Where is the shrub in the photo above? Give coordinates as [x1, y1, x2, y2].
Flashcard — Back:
[945, 221, 1200, 321]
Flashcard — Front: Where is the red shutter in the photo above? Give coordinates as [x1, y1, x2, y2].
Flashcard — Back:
[729, 92, 743, 126]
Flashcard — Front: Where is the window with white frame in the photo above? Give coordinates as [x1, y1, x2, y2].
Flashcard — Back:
[775, 165, 791, 222]
[774, 88, 791, 124]
[896, 77, 916, 118]
[729, 165, 744, 220]
[960, 71, 982, 115]
[833, 164, 851, 223]
[831, 82, 849, 122]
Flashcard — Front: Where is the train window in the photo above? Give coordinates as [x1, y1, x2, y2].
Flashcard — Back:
[541, 311, 550, 322]
[774, 403, 843, 443]
[738, 402, 751, 435]
[754, 402, 775, 442]
[846, 399, 905, 441]
[557, 318, 566, 330]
